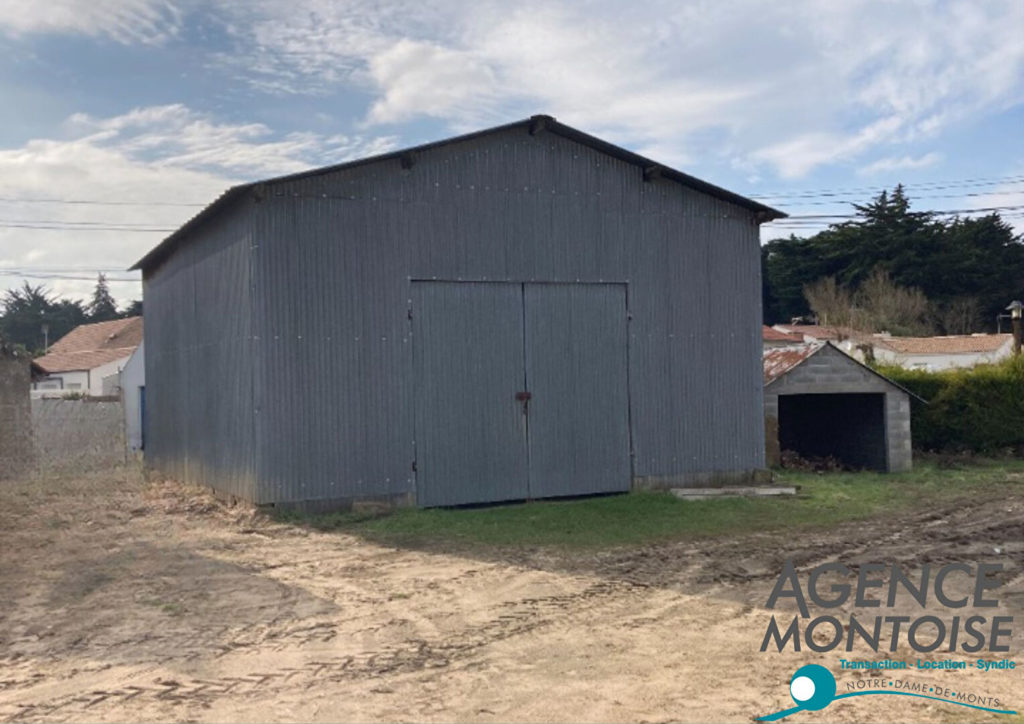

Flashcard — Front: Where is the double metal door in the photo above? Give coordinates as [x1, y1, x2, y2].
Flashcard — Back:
[412, 281, 630, 506]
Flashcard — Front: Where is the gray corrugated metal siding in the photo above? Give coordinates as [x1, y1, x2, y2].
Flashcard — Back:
[142, 122, 768, 505]
[143, 195, 257, 499]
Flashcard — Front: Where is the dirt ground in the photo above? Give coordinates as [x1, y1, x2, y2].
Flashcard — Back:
[1, 468, 1021, 723]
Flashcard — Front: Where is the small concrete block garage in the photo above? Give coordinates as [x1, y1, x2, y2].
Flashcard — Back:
[763, 342, 916, 472]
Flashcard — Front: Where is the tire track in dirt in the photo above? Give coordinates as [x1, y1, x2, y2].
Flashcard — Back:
[553, 496, 1024, 595]
[0, 579, 649, 722]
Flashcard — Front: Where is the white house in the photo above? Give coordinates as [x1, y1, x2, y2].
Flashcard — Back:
[32, 317, 143, 397]
[772, 324, 1015, 370]
[871, 334, 1013, 370]
[770, 324, 883, 363]
[119, 341, 145, 452]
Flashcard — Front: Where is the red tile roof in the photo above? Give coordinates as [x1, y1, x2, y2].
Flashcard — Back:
[35, 317, 142, 373]
[48, 316, 143, 354]
[34, 348, 136, 374]
[772, 324, 865, 341]
[874, 334, 1012, 355]
[762, 325, 802, 342]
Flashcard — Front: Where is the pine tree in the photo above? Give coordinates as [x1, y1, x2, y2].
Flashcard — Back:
[87, 273, 119, 322]
[0, 283, 86, 354]
[762, 187, 1024, 330]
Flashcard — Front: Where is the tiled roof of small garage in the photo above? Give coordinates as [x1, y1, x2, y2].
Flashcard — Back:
[763, 343, 822, 384]
[130, 115, 786, 273]
[763, 341, 926, 402]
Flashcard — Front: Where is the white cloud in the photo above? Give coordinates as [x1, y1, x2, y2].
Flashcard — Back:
[210, 0, 1024, 178]
[752, 116, 907, 179]
[0, 0, 183, 44]
[208, 0, 435, 95]
[0, 104, 398, 303]
[366, 39, 500, 125]
[859, 152, 943, 177]
[65, 104, 398, 176]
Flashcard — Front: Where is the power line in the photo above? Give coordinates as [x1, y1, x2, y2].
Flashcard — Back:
[0, 270, 139, 282]
[0, 217, 174, 226]
[0, 265, 138, 272]
[765, 187, 1024, 207]
[763, 204, 1024, 222]
[751, 174, 1024, 200]
[0, 223, 173, 232]
[0, 267, 138, 274]
[0, 220, 173, 230]
[0, 196, 206, 207]
[768, 213, 1024, 225]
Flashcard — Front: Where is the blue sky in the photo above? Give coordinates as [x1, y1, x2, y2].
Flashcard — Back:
[0, 0, 1022, 304]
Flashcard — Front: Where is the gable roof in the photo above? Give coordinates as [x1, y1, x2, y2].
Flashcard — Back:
[763, 341, 925, 402]
[35, 317, 142, 373]
[130, 115, 786, 273]
[763, 343, 821, 384]
[48, 316, 143, 355]
[874, 334, 1011, 355]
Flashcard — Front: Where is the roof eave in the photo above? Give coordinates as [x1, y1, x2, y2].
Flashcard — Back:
[129, 186, 249, 272]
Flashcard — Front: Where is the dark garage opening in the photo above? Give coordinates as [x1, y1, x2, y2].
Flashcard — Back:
[778, 393, 887, 471]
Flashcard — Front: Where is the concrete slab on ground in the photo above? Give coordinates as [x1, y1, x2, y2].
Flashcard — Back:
[669, 486, 797, 500]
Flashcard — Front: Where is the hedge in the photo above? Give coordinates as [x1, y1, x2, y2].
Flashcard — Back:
[876, 355, 1024, 454]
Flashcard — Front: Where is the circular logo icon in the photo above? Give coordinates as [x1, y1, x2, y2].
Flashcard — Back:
[789, 664, 836, 711]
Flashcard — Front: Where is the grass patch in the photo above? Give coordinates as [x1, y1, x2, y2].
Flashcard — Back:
[280, 459, 1024, 551]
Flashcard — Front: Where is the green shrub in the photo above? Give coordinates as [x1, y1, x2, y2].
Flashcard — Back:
[876, 356, 1024, 454]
